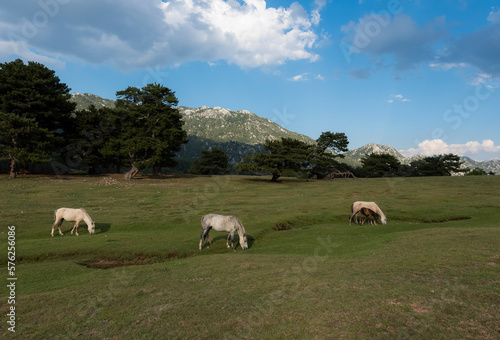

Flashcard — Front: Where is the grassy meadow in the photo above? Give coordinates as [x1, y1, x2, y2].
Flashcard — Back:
[0, 174, 499, 339]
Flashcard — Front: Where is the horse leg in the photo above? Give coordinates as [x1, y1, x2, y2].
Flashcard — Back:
[360, 215, 366, 226]
[349, 211, 357, 225]
[199, 227, 211, 250]
[72, 221, 80, 236]
[51, 219, 59, 237]
[200, 229, 209, 250]
[52, 218, 64, 237]
[226, 232, 231, 249]
[228, 230, 236, 251]
[199, 231, 204, 250]
[58, 220, 64, 236]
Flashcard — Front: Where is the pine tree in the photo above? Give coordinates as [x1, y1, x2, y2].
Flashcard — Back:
[112, 83, 187, 179]
[0, 59, 75, 178]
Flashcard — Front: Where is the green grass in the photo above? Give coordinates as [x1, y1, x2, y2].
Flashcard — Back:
[0, 174, 499, 339]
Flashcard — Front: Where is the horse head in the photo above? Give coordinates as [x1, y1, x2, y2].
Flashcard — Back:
[88, 221, 96, 235]
[239, 232, 248, 250]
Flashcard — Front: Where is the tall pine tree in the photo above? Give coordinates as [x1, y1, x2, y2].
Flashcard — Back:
[0, 59, 75, 178]
[113, 83, 187, 179]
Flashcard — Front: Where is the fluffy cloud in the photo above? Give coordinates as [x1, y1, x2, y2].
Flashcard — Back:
[401, 139, 500, 160]
[0, 0, 321, 70]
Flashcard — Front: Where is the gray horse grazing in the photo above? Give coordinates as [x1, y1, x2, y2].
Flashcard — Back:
[199, 214, 248, 251]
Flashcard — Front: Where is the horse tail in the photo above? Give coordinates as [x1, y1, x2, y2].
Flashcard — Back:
[54, 209, 57, 221]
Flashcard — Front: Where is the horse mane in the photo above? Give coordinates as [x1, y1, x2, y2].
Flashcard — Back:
[80, 208, 93, 222]
[234, 216, 246, 237]
[371, 202, 386, 222]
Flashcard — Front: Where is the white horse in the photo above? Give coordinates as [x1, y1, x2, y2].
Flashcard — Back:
[349, 201, 387, 225]
[52, 208, 95, 237]
[199, 214, 248, 251]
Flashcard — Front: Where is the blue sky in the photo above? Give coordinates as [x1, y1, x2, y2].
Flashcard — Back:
[1, 0, 500, 160]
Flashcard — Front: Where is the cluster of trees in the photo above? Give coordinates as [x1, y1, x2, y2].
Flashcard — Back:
[191, 142, 491, 180]
[358, 153, 469, 177]
[0, 59, 186, 179]
[189, 133, 350, 181]
[0, 59, 492, 180]
[236, 132, 349, 181]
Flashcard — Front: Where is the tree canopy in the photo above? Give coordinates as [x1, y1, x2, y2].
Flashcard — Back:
[360, 153, 401, 177]
[409, 154, 466, 176]
[0, 59, 75, 178]
[236, 132, 349, 182]
[236, 137, 312, 182]
[310, 131, 349, 179]
[190, 147, 231, 175]
[114, 84, 187, 179]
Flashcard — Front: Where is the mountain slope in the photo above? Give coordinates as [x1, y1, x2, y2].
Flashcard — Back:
[460, 157, 500, 174]
[176, 106, 316, 168]
[343, 143, 407, 167]
[178, 106, 315, 145]
[71, 93, 115, 110]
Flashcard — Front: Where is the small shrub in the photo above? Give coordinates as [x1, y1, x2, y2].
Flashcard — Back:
[273, 221, 295, 231]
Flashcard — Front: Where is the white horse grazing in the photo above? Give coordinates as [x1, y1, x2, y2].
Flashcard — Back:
[199, 214, 248, 251]
[349, 201, 387, 225]
[52, 208, 95, 237]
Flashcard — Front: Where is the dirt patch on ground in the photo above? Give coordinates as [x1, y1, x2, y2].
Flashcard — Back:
[422, 216, 471, 224]
[76, 252, 188, 269]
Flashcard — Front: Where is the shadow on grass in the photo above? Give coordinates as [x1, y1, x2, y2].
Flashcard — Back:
[203, 234, 256, 250]
[242, 176, 312, 183]
[97, 222, 111, 234]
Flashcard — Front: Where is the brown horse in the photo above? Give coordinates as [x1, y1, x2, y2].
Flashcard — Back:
[349, 201, 387, 225]
[360, 207, 379, 225]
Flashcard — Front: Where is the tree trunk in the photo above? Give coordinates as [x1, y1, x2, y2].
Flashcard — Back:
[9, 158, 16, 179]
[123, 165, 140, 180]
[153, 166, 161, 176]
[271, 172, 281, 182]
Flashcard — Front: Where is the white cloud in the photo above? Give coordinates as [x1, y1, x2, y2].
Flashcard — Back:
[289, 73, 309, 81]
[0, 0, 322, 70]
[487, 8, 500, 24]
[387, 94, 411, 103]
[288, 72, 325, 81]
[400, 139, 500, 160]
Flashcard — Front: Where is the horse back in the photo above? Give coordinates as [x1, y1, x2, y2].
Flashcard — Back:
[201, 214, 241, 232]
